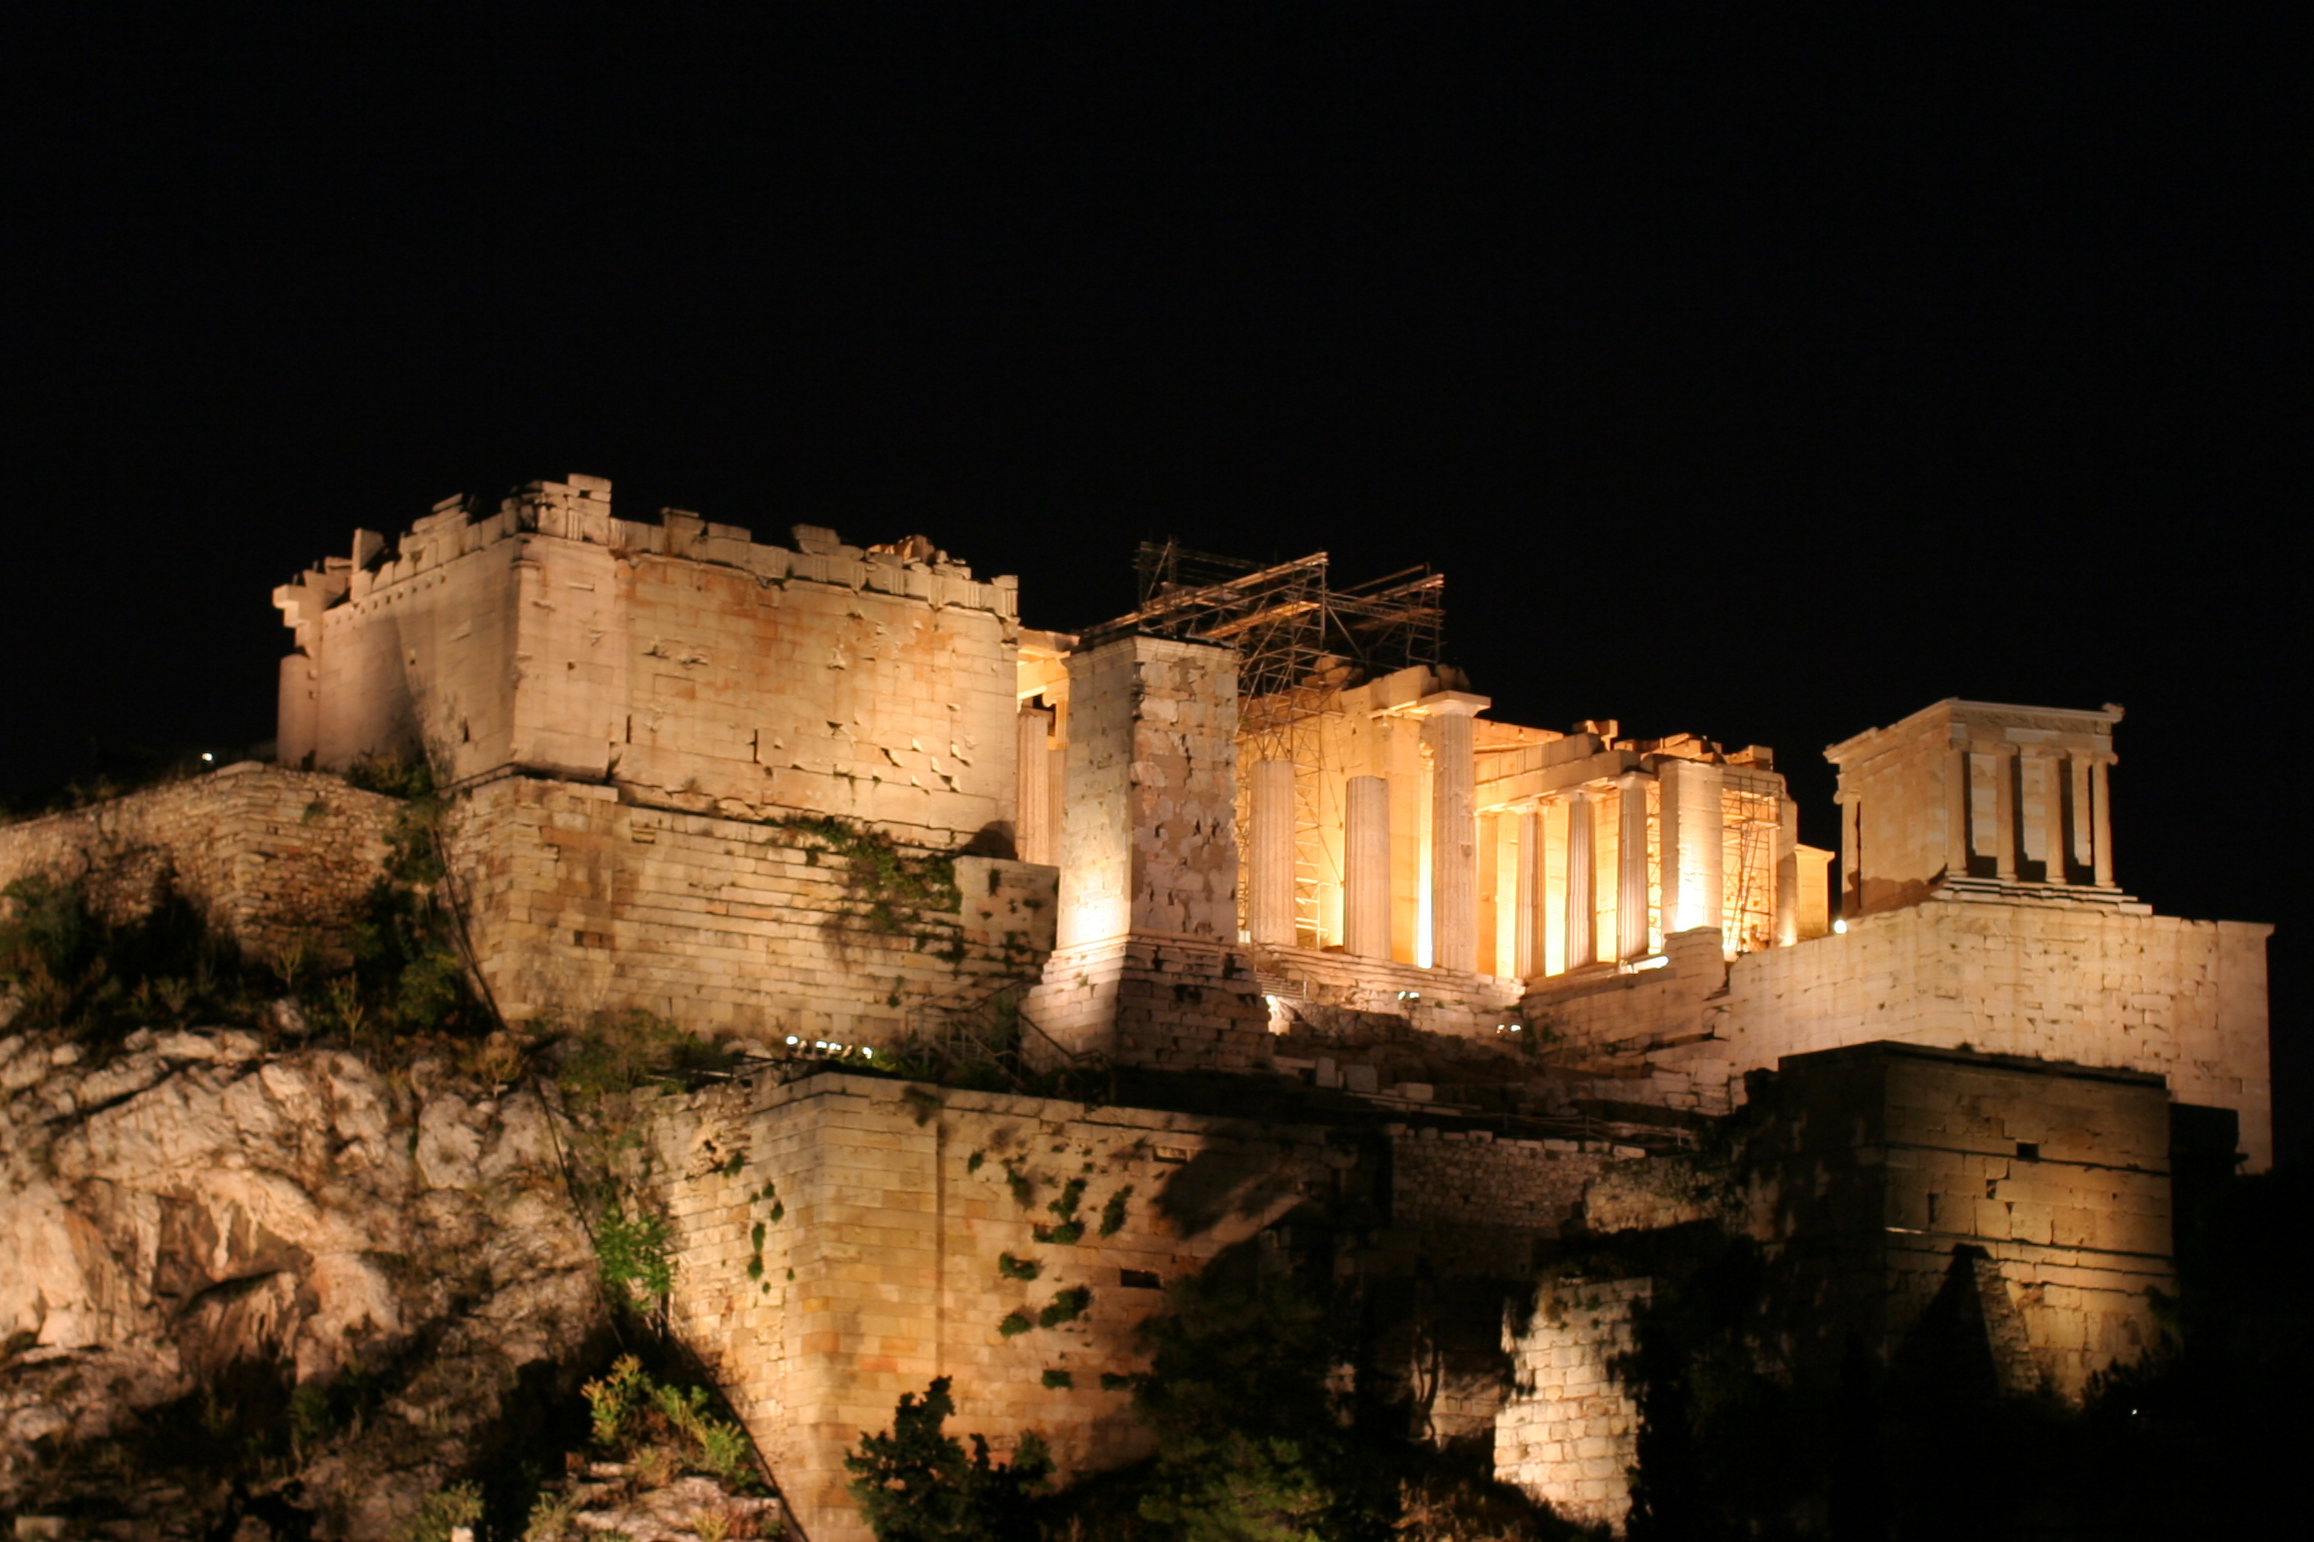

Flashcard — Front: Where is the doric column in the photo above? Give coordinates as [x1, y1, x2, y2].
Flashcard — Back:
[1660, 757, 1725, 933]
[1423, 704, 1481, 974]
[1993, 746, 2018, 881]
[1016, 706, 1055, 865]
[1615, 770, 1650, 960]
[1516, 807, 1542, 977]
[1564, 791, 1596, 968]
[2091, 755, 2116, 888]
[1344, 774, 1391, 958]
[1945, 744, 1971, 883]
[1248, 758, 1296, 946]
[2040, 751, 2070, 885]
[1774, 795, 1800, 946]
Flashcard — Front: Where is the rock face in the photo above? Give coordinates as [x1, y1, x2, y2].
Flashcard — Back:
[0, 1026, 606, 1539]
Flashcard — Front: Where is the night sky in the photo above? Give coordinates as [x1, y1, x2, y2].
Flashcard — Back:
[5, 13, 2302, 1154]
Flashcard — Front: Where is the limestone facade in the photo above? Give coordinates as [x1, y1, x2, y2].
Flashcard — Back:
[2, 481, 2272, 1537]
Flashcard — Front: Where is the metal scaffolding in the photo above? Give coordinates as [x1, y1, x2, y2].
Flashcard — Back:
[1086, 542, 1449, 944]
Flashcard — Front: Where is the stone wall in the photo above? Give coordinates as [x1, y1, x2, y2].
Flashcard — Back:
[1025, 935, 1271, 1069]
[280, 480, 1023, 852]
[444, 774, 1056, 1043]
[1740, 1043, 2175, 1400]
[1251, 942, 1524, 1041]
[1387, 1128, 1612, 1276]
[649, 1072, 1336, 1542]
[1495, 1275, 1648, 1534]
[1727, 898, 2273, 1169]
[0, 763, 398, 965]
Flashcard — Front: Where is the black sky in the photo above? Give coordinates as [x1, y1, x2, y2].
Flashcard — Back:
[4, 10, 2303, 1153]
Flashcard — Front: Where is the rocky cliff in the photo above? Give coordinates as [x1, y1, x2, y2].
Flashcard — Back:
[0, 1024, 607, 1538]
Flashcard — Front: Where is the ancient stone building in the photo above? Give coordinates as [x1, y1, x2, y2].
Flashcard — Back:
[0, 475, 2273, 1538]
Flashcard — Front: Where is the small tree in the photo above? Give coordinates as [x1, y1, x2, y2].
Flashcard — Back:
[845, 1377, 1051, 1542]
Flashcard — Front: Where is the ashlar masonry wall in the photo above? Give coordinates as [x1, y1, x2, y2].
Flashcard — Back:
[1740, 1044, 2176, 1401]
[0, 763, 398, 965]
[1495, 1276, 1648, 1535]
[1030, 634, 1271, 1069]
[1726, 898, 2273, 1169]
[446, 775, 1055, 1043]
[280, 478, 1023, 853]
[648, 1072, 1339, 1542]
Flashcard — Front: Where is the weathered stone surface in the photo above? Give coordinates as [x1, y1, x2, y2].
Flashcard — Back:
[0, 1028, 603, 1539]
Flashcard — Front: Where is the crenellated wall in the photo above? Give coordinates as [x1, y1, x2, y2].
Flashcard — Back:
[278, 478, 1022, 853]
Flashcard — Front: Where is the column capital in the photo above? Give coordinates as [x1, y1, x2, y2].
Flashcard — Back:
[1397, 690, 1492, 719]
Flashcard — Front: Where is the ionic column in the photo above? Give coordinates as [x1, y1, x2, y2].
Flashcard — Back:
[2091, 755, 2116, 888]
[1838, 790, 1861, 918]
[2070, 756, 2095, 880]
[1515, 807, 1542, 977]
[1616, 770, 1650, 960]
[1016, 706, 1055, 865]
[1992, 746, 2018, 881]
[1344, 775, 1391, 958]
[1944, 744, 1971, 884]
[1564, 790, 1596, 968]
[1425, 708, 1480, 974]
[1248, 758, 1295, 946]
[2040, 751, 2070, 885]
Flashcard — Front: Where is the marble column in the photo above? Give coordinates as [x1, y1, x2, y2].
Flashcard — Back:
[2091, 756, 2116, 888]
[1774, 796, 1800, 946]
[1945, 744, 1972, 883]
[1616, 770, 1650, 960]
[1344, 775, 1391, 958]
[1838, 791, 1861, 919]
[1425, 709, 1479, 973]
[1564, 791, 1596, 968]
[1661, 757, 1724, 933]
[2070, 756, 2095, 882]
[1515, 808, 1542, 977]
[1993, 747, 2018, 881]
[1248, 758, 1295, 946]
[1015, 706, 1054, 865]
[2040, 752, 2070, 884]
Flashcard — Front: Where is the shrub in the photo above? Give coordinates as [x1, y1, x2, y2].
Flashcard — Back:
[582, 1355, 763, 1488]
[594, 1202, 675, 1303]
[844, 1377, 1051, 1542]
[394, 1482, 483, 1542]
[1038, 1286, 1090, 1329]
[1099, 1185, 1135, 1238]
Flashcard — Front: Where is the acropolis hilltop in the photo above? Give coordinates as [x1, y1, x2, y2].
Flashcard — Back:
[1, 474, 2274, 1538]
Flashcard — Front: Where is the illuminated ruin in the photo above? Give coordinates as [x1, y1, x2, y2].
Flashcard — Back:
[5, 475, 2270, 1536]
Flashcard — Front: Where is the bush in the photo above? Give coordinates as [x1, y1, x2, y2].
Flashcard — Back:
[395, 1482, 483, 1542]
[0, 871, 246, 1041]
[594, 1201, 675, 1303]
[1038, 1287, 1090, 1329]
[845, 1376, 1051, 1542]
[582, 1355, 764, 1489]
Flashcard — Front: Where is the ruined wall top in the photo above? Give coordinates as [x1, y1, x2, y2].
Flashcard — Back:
[275, 475, 1019, 655]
